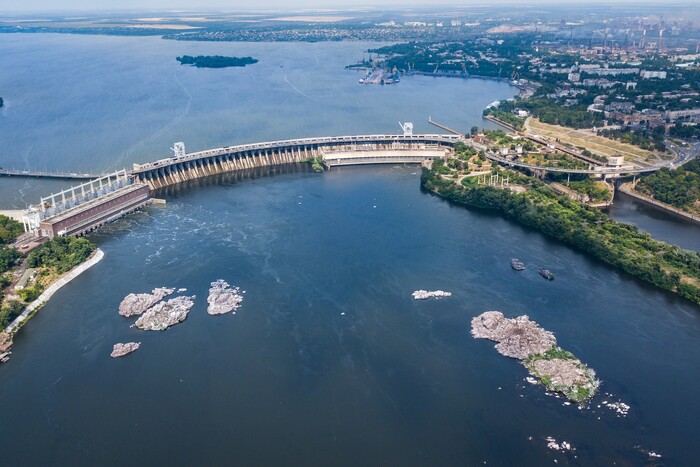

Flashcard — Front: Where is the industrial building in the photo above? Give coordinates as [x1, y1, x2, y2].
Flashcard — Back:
[23, 170, 151, 239]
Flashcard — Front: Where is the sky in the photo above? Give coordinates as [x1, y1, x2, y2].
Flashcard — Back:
[0, 0, 679, 13]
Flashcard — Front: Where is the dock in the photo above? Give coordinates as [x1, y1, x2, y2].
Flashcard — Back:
[428, 117, 463, 136]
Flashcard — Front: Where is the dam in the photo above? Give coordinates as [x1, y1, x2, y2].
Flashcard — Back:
[131, 132, 460, 190]
[20, 129, 460, 240]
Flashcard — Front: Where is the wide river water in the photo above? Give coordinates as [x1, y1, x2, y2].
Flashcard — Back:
[1, 34, 700, 465]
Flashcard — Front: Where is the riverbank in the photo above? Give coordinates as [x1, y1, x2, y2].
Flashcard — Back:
[4, 248, 104, 336]
[422, 163, 700, 306]
[619, 182, 700, 225]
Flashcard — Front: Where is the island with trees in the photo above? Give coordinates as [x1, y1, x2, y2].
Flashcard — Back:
[0, 97, 3, 108]
[176, 55, 258, 68]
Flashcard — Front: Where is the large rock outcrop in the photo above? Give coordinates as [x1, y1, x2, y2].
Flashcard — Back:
[471, 311, 600, 403]
[119, 288, 175, 317]
[135, 296, 195, 331]
[471, 311, 555, 359]
[207, 280, 244, 315]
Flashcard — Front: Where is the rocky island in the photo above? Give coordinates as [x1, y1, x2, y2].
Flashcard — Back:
[135, 295, 195, 331]
[110, 342, 140, 358]
[207, 279, 244, 315]
[471, 311, 600, 404]
[118, 287, 175, 317]
[176, 55, 258, 68]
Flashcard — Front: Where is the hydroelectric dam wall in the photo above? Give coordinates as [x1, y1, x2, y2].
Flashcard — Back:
[131, 134, 460, 190]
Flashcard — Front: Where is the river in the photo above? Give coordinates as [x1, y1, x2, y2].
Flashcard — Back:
[1, 34, 699, 465]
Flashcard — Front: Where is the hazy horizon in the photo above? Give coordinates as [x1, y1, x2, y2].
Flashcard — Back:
[0, 0, 696, 14]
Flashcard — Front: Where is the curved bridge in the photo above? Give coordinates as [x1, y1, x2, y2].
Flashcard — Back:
[484, 152, 669, 175]
[132, 134, 459, 189]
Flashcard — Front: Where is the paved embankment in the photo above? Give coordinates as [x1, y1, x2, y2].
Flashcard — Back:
[5, 249, 105, 334]
[618, 183, 700, 225]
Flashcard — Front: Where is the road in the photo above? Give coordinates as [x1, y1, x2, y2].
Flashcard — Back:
[667, 140, 700, 168]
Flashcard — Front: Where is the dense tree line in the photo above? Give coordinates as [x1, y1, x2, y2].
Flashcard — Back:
[0, 215, 23, 245]
[519, 98, 602, 129]
[0, 247, 19, 275]
[0, 299, 23, 329]
[0, 215, 23, 274]
[495, 98, 602, 129]
[636, 159, 700, 209]
[28, 237, 96, 274]
[483, 109, 524, 130]
[669, 123, 700, 140]
[422, 161, 700, 306]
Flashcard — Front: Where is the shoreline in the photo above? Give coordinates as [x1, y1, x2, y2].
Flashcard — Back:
[4, 248, 105, 335]
[618, 183, 700, 225]
[421, 167, 700, 307]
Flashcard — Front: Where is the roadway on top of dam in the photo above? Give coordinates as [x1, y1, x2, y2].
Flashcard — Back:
[3, 133, 698, 183]
[131, 133, 461, 173]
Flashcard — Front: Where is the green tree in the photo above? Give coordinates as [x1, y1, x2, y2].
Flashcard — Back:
[27, 237, 96, 274]
[0, 246, 20, 274]
[0, 215, 24, 245]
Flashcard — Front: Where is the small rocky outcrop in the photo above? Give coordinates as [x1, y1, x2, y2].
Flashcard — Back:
[0, 331, 12, 352]
[412, 290, 452, 300]
[119, 288, 175, 317]
[135, 296, 195, 331]
[471, 311, 600, 403]
[545, 437, 574, 452]
[207, 280, 244, 315]
[110, 342, 140, 358]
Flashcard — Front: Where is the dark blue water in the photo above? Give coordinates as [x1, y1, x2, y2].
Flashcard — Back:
[0, 165, 699, 465]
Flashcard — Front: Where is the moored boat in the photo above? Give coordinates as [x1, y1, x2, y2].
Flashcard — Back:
[539, 268, 555, 280]
[511, 258, 526, 271]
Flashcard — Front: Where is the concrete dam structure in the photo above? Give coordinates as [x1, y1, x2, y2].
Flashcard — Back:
[132, 134, 460, 190]
[22, 170, 151, 240]
[20, 132, 459, 241]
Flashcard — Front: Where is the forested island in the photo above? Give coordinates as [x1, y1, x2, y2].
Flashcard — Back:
[0, 97, 4, 108]
[422, 160, 700, 306]
[176, 55, 258, 68]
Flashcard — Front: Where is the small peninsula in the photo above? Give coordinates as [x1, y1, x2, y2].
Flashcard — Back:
[176, 55, 258, 68]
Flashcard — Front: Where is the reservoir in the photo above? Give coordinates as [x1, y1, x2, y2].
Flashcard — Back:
[1, 34, 699, 465]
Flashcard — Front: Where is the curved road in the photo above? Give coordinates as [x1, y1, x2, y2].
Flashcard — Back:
[473, 140, 700, 175]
